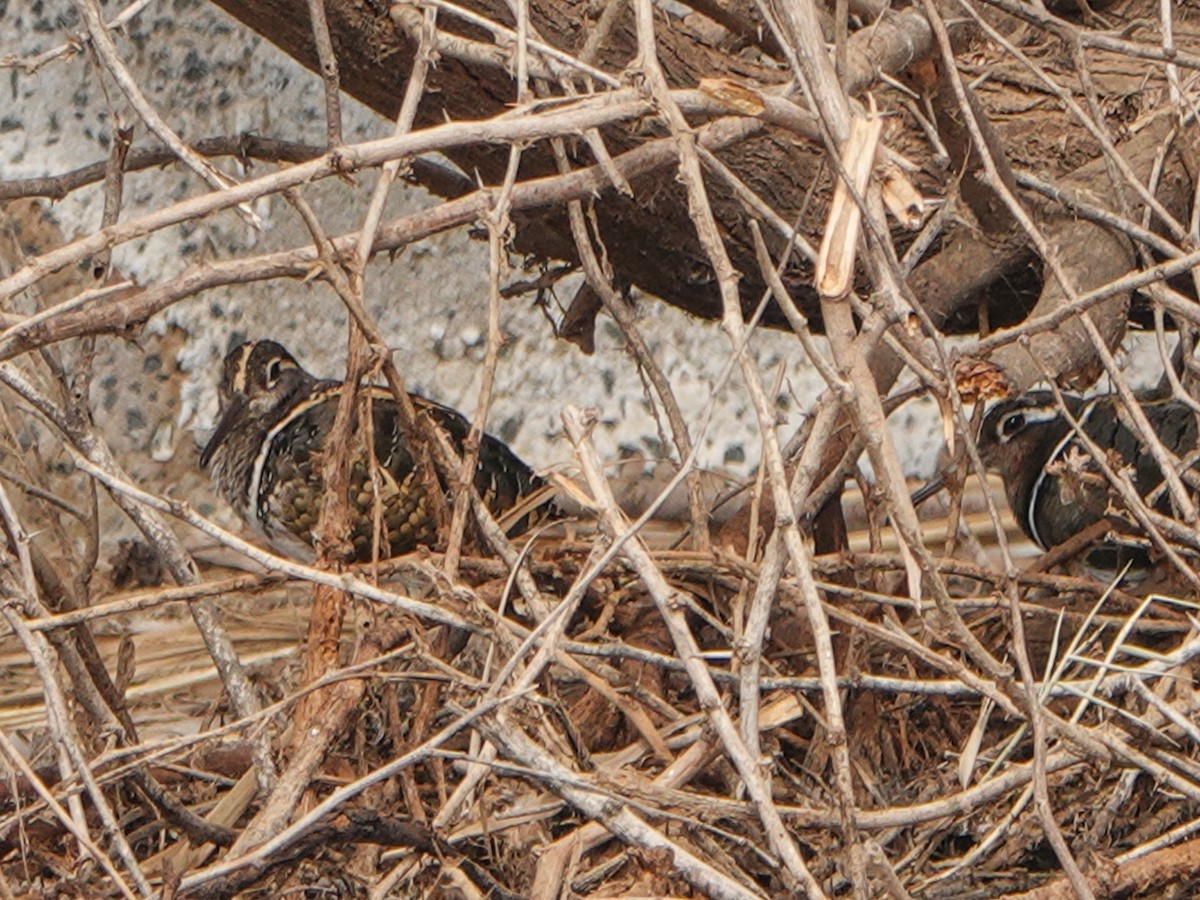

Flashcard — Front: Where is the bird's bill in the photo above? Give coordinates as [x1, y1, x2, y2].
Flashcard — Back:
[910, 472, 945, 507]
[199, 395, 247, 468]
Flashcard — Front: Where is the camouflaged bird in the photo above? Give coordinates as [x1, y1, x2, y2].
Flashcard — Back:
[200, 340, 552, 561]
[915, 390, 1200, 574]
[974, 391, 1199, 553]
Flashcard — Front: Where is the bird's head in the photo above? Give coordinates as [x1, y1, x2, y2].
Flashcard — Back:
[200, 340, 309, 468]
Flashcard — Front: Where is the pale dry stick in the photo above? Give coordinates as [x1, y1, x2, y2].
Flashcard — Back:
[1062, 36, 1153, 276]
[968, 246, 1200, 359]
[563, 406, 824, 897]
[426, 541, 618, 846]
[0, 81, 828, 328]
[1151, 305, 1200, 422]
[1065, 597, 1199, 733]
[919, 783, 1033, 889]
[935, 4, 1200, 554]
[1189, 123, 1200, 311]
[797, 748, 1080, 830]
[175, 692, 514, 893]
[1115, 796, 1200, 866]
[229, 622, 386, 855]
[765, 0, 999, 685]
[306, 0, 343, 148]
[0, 582, 150, 896]
[75, 121, 132, 591]
[976, 0, 1200, 72]
[1131, 676, 1200, 745]
[0, 134, 325, 204]
[442, 694, 782, 833]
[477, 707, 769, 900]
[632, 0, 860, 891]
[1085, 722, 1200, 806]
[69, 0, 259, 228]
[80, 644, 421, 804]
[510, 0, 532, 103]
[507, 0, 631, 196]
[0, 111, 767, 361]
[0, 477, 232, 849]
[724, 264, 876, 758]
[833, 0, 849, 85]
[24, 570, 289, 631]
[579, 0, 629, 63]
[447, 733, 1078, 855]
[0, 465, 89, 522]
[0, 364, 265, 742]
[702, 145, 942, 394]
[1154, 90, 1200, 317]
[956, 0, 1187, 242]
[918, 7, 1106, 894]
[552, 143, 714, 554]
[444, 145, 522, 578]
[0, 468, 92, 839]
[0, 0, 152, 72]
[738, 222, 851, 756]
[350, 6, 438, 280]
[963, 3, 1200, 534]
[389, 2, 560, 83]
[0, 280, 133, 346]
[0, 652, 407, 871]
[815, 603, 1197, 857]
[571, 0, 636, 194]
[527, 695, 804, 895]
[287, 188, 456, 555]
[417, 0, 622, 87]
[1015, 171, 1182, 260]
[417, 139, 561, 825]
[432, 748, 787, 846]
[0, 91, 656, 303]
[786, 0, 1012, 782]
[432, 725, 1067, 867]
[0, 728, 138, 900]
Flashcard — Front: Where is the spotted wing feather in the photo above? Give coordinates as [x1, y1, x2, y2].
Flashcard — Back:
[258, 387, 549, 560]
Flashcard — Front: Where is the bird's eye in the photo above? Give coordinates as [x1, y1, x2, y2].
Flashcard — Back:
[264, 358, 282, 388]
[1001, 412, 1025, 438]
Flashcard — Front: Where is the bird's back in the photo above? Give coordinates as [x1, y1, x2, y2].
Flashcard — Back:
[253, 384, 550, 560]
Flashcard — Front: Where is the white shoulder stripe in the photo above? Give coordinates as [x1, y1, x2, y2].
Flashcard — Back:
[1026, 398, 1099, 549]
[247, 388, 341, 531]
[245, 384, 401, 530]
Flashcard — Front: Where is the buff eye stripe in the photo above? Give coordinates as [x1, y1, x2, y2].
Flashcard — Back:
[229, 343, 255, 395]
[999, 405, 1060, 444]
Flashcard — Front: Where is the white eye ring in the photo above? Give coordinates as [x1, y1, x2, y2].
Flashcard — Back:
[264, 358, 282, 388]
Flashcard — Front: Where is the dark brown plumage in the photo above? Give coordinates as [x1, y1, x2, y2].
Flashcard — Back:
[976, 391, 1199, 552]
[201, 340, 551, 560]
